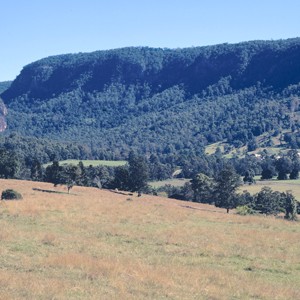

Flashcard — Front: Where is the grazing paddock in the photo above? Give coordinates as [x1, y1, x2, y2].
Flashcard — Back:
[241, 179, 300, 200]
[149, 178, 190, 188]
[43, 159, 127, 167]
[0, 179, 299, 299]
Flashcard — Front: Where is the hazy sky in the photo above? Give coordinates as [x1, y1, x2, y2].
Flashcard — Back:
[1, 0, 299, 81]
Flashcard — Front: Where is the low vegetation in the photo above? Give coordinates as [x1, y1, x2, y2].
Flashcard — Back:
[1, 189, 22, 200]
[0, 179, 299, 299]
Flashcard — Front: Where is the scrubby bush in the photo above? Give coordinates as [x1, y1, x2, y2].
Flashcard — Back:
[236, 205, 256, 215]
[1, 189, 23, 200]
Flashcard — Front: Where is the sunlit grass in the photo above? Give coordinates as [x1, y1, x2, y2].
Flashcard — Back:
[0, 179, 299, 299]
[44, 159, 127, 167]
[242, 178, 300, 200]
[149, 178, 190, 188]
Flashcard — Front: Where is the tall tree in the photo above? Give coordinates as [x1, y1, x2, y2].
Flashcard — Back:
[45, 161, 63, 186]
[0, 149, 19, 179]
[112, 166, 130, 191]
[128, 152, 149, 193]
[276, 157, 292, 180]
[191, 173, 213, 203]
[214, 165, 242, 213]
[284, 191, 298, 220]
[30, 159, 43, 181]
[60, 165, 81, 193]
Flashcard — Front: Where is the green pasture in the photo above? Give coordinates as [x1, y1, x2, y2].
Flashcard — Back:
[44, 159, 127, 168]
[241, 178, 300, 200]
[149, 178, 190, 188]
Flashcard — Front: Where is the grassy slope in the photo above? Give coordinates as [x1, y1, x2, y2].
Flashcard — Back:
[204, 131, 290, 158]
[0, 179, 299, 299]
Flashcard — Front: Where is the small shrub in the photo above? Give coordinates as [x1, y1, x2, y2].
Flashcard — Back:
[1, 189, 23, 200]
[236, 205, 256, 216]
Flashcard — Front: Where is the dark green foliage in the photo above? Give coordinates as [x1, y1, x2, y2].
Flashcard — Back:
[1, 39, 300, 160]
[286, 150, 300, 179]
[238, 190, 255, 207]
[261, 157, 277, 180]
[0, 148, 19, 179]
[111, 166, 130, 191]
[60, 165, 82, 193]
[127, 152, 149, 193]
[0, 134, 98, 165]
[247, 139, 258, 152]
[111, 153, 149, 193]
[243, 169, 256, 185]
[254, 187, 284, 215]
[284, 191, 298, 220]
[30, 159, 43, 181]
[148, 154, 173, 181]
[213, 165, 242, 213]
[157, 182, 193, 201]
[191, 173, 213, 203]
[250, 188, 298, 218]
[44, 160, 114, 191]
[1, 189, 22, 200]
[276, 157, 292, 180]
[45, 161, 63, 186]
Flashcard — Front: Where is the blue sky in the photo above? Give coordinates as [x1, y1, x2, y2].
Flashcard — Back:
[1, 0, 299, 81]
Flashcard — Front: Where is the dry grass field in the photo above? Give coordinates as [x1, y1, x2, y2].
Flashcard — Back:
[0, 179, 299, 299]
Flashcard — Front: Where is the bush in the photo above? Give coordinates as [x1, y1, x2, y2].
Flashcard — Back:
[236, 205, 256, 215]
[1, 189, 23, 200]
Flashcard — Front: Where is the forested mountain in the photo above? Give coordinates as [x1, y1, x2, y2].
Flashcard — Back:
[1, 38, 300, 159]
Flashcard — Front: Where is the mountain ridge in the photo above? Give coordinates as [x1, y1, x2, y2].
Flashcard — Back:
[3, 38, 300, 100]
[1, 38, 300, 158]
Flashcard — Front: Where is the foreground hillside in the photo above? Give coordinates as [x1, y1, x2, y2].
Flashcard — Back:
[1, 39, 300, 158]
[0, 180, 299, 299]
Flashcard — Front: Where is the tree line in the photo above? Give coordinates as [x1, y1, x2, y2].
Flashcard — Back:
[162, 165, 298, 220]
[0, 147, 298, 219]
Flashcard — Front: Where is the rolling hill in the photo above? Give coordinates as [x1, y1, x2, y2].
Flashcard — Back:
[0, 179, 299, 299]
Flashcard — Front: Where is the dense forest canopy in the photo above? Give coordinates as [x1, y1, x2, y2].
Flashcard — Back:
[1, 38, 300, 159]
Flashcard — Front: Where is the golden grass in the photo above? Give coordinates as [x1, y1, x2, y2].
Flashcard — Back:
[0, 179, 299, 299]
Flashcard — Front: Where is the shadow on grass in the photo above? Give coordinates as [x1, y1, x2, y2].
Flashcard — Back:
[32, 188, 76, 195]
[179, 204, 227, 214]
[109, 189, 134, 196]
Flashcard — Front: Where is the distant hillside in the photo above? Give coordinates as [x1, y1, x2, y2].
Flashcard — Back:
[1, 39, 300, 158]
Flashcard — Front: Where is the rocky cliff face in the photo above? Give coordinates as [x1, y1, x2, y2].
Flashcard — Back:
[0, 99, 7, 132]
